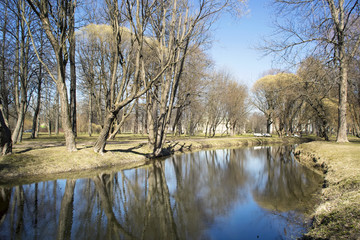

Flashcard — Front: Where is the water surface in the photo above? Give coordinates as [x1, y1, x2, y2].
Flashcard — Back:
[0, 146, 322, 239]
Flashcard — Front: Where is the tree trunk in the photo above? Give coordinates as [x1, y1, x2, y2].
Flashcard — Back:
[12, 31, 28, 144]
[172, 107, 182, 136]
[12, 5, 30, 144]
[36, 114, 40, 137]
[133, 98, 139, 134]
[31, 73, 42, 139]
[12, 100, 26, 144]
[19, 121, 24, 142]
[108, 102, 136, 140]
[0, 0, 9, 124]
[69, 1, 77, 137]
[93, 111, 117, 153]
[266, 115, 272, 134]
[0, 100, 12, 155]
[48, 119, 51, 136]
[88, 90, 92, 137]
[58, 73, 77, 151]
[336, 60, 349, 142]
[55, 91, 59, 135]
[12, 11, 20, 143]
[147, 93, 157, 152]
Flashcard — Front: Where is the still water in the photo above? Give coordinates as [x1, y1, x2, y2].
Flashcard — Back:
[0, 146, 322, 240]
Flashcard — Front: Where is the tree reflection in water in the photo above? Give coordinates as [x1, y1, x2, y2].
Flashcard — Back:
[0, 146, 322, 239]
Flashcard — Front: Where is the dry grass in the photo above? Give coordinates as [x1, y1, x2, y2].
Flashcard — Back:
[295, 139, 360, 239]
[0, 133, 308, 186]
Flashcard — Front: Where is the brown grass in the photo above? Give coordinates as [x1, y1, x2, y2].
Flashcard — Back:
[295, 139, 360, 239]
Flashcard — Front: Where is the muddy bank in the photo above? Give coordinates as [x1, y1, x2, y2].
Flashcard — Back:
[0, 136, 308, 186]
[294, 141, 360, 239]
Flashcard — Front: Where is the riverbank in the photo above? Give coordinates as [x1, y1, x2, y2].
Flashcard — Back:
[0, 134, 309, 186]
[294, 140, 360, 239]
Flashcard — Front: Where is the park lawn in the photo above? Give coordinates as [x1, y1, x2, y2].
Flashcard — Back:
[0, 133, 306, 186]
[295, 139, 360, 239]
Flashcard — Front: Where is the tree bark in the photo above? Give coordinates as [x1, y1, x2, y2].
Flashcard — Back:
[69, 0, 77, 137]
[93, 111, 118, 153]
[0, 0, 9, 124]
[31, 66, 42, 139]
[0, 99, 12, 155]
[58, 79, 77, 151]
[55, 91, 59, 135]
[108, 102, 136, 140]
[13, 0, 31, 144]
[12, 9, 29, 144]
[133, 98, 139, 134]
[266, 115, 272, 134]
[336, 59, 349, 142]
[88, 89, 92, 137]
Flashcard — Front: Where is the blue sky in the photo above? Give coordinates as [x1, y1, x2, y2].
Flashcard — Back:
[209, 1, 275, 88]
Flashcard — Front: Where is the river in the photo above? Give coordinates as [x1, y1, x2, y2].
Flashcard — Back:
[0, 145, 322, 239]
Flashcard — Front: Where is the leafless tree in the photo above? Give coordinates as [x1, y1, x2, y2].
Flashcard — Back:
[147, 0, 244, 156]
[297, 57, 338, 140]
[12, 0, 33, 144]
[25, 0, 77, 151]
[92, 0, 174, 154]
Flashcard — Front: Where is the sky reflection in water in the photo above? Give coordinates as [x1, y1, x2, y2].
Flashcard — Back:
[0, 145, 322, 240]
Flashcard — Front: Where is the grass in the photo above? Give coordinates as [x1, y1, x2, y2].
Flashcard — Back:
[0, 133, 308, 186]
[294, 138, 360, 239]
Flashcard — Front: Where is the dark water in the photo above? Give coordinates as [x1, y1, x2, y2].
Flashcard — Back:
[0, 146, 322, 240]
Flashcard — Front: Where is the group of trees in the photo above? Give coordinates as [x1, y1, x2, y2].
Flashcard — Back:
[252, 54, 360, 141]
[261, 0, 360, 142]
[0, 0, 248, 156]
[252, 66, 336, 140]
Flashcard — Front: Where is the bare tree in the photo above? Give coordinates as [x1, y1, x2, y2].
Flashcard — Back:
[348, 57, 360, 137]
[171, 47, 211, 136]
[69, 0, 76, 137]
[252, 74, 278, 134]
[25, 0, 77, 151]
[92, 0, 173, 153]
[147, 0, 243, 156]
[297, 57, 338, 140]
[223, 79, 248, 135]
[30, 28, 45, 139]
[12, 0, 33, 144]
[0, 0, 10, 124]
[204, 71, 227, 137]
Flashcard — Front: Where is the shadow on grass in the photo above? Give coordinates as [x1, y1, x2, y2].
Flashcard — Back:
[0, 163, 11, 171]
[109, 141, 194, 159]
[109, 143, 149, 157]
[15, 142, 67, 153]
